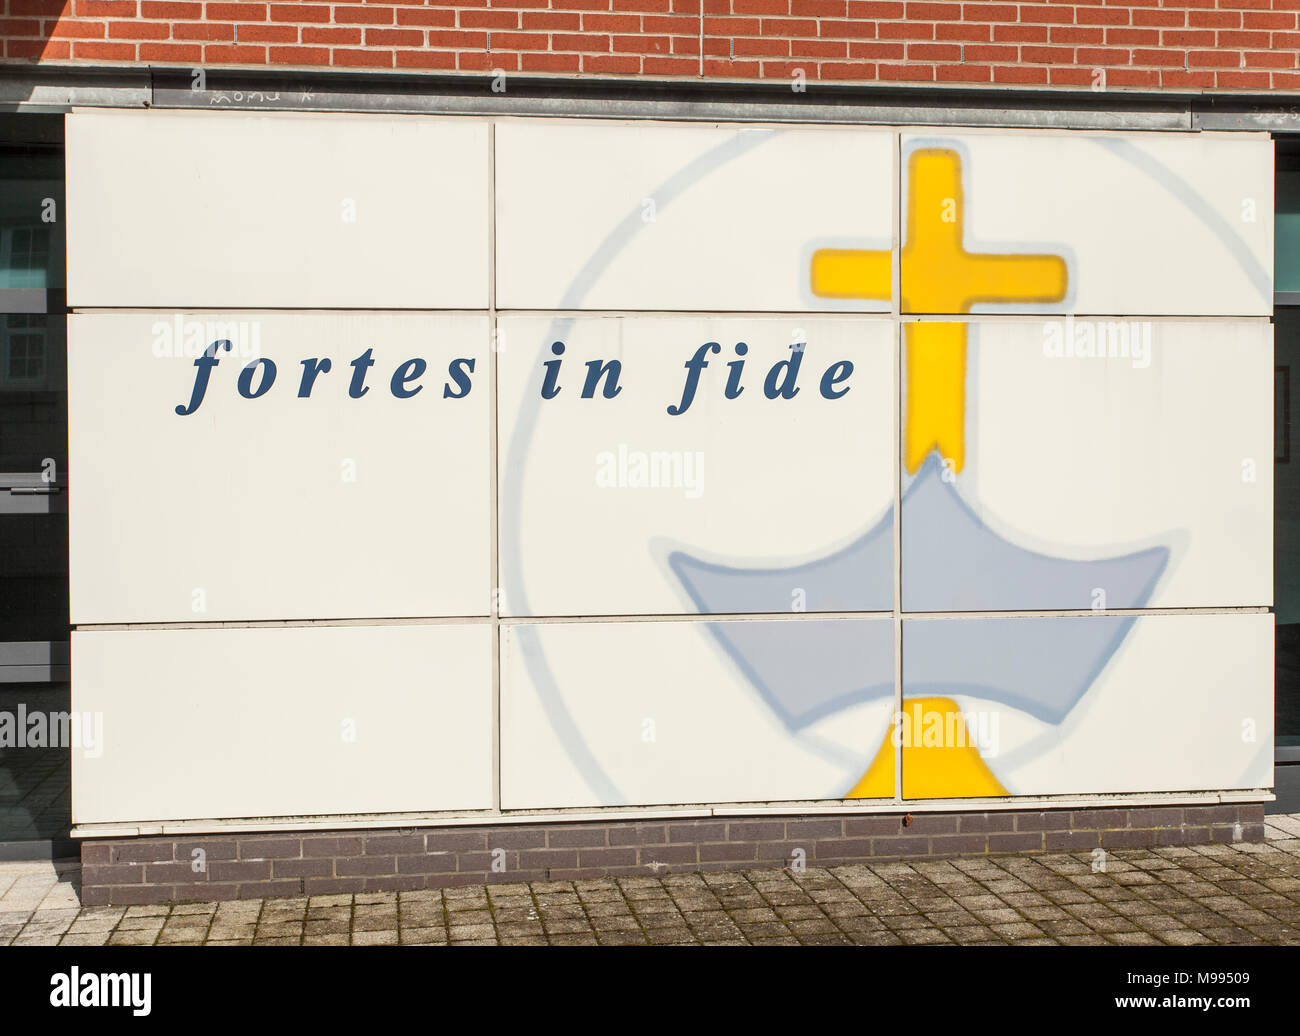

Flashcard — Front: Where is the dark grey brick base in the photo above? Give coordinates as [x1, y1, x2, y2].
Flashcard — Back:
[78, 803, 1268, 907]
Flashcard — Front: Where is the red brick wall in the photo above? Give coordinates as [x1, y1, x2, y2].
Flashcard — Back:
[2, 0, 1299, 90]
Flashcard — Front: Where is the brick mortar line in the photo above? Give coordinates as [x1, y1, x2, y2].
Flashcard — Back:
[1077, 847, 1255, 942]
[850, 866, 934, 942]
[888, 860, 997, 942]
[1170, 847, 1280, 941]
[478, 886, 501, 944]
[698, 873, 758, 945]
[199, 901, 218, 945]
[809, 869, 878, 943]
[881, 861, 983, 942]
[984, 851, 1135, 940]
[706, 871, 763, 945]
[553, 878, 590, 941]
[1188, 841, 1300, 935]
[790, 868, 880, 945]
[928, 856, 1019, 937]
[523, 880, 551, 943]
[825, 865, 896, 942]
[727, 871, 777, 943]
[619, 876, 673, 945]
[1055, 852, 1190, 941]
[667, 876, 747, 944]
[626, 878, 671, 944]
[955, 854, 1075, 938]
[670, 881, 714, 942]
[598, 878, 650, 941]
[780, 863, 863, 935]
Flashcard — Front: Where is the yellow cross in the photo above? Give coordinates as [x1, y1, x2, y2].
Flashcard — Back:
[810, 148, 1068, 475]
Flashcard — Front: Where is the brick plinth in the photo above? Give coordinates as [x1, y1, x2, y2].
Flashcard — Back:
[77, 803, 1267, 906]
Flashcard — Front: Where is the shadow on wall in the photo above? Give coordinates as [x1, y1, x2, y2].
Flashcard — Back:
[2, 2, 76, 66]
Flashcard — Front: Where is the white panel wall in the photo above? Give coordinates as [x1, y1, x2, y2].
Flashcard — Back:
[498, 315, 895, 616]
[904, 612, 1274, 798]
[495, 119, 895, 312]
[67, 110, 490, 309]
[68, 312, 490, 624]
[500, 618, 896, 809]
[898, 131, 1273, 316]
[72, 624, 493, 824]
[902, 319, 1273, 611]
[64, 110, 1277, 826]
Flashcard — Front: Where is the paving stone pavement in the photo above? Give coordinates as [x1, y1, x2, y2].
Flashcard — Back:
[3, 814, 1300, 947]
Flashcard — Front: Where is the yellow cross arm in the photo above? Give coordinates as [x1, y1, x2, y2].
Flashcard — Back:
[810, 247, 892, 301]
[900, 147, 1069, 313]
[905, 249, 1068, 314]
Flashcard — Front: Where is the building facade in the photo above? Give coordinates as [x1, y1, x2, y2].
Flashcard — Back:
[0, 1, 1297, 904]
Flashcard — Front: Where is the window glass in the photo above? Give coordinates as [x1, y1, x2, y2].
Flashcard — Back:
[0, 117, 67, 668]
[0, 149, 63, 291]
